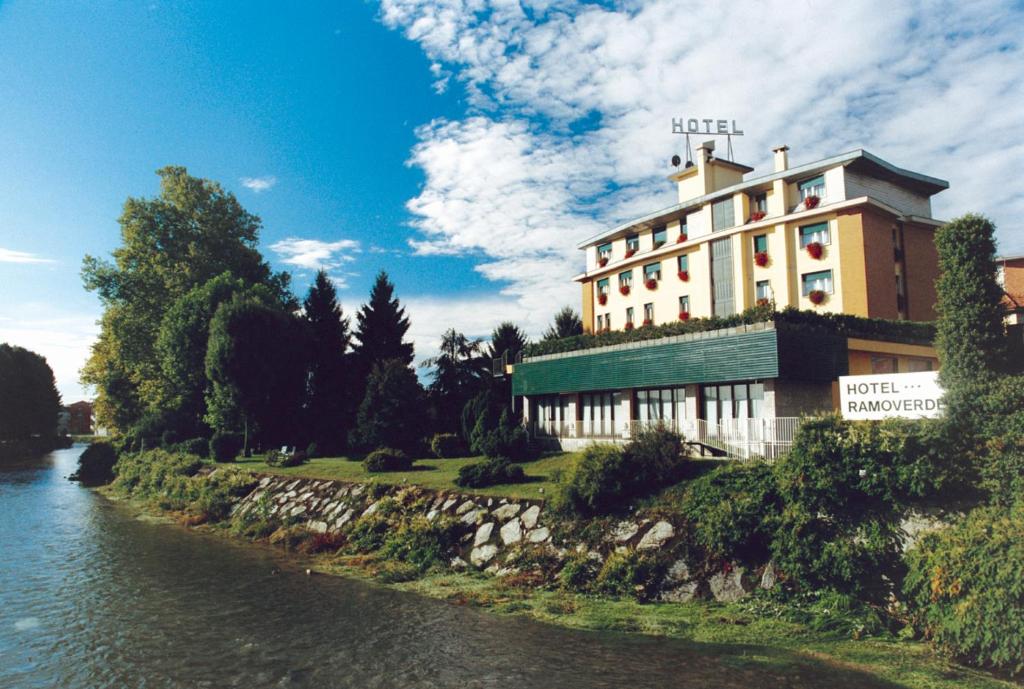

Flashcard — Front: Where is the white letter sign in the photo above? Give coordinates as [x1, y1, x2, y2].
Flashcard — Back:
[839, 371, 945, 420]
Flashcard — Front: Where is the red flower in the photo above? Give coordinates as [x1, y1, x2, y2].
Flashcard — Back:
[677, 270, 689, 282]
[756, 297, 770, 307]
[676, 233, 688, 244]
[598, 256, 609, 267]
[805, 241, 823, 259]
[678, 310, 690, 321]
[624, 321, 635, 331]
[625, 247, 637, 258]
[597, 293, 607, 306]
[754, 251, 769, 267]
[642, 318, 653, 327]
[750, 210, 766, 222]
[645, 278, 658, 290]
[803, 195, 820, 209]
[619, 284, 630, 296]
[809, 289, 827, 305]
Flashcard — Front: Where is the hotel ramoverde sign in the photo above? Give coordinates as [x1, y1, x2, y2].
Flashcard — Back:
[839, 371, 945, 420]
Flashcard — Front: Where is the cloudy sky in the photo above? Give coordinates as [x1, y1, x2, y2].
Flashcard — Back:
[1, 0, 1022, 401]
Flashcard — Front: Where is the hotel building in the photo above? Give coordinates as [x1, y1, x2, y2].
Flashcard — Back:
[511, 143, 948, 457]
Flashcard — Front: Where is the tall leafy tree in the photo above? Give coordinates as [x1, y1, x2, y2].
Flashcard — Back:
[350, 358, 425, 453]
[303, 270, 352, 455]
[542, 306, 583, 341]
[423, 329, 486, 435]
[0, 344, 61, 442]
[205, 296, 308, 453]
[81, 166, 291, 432]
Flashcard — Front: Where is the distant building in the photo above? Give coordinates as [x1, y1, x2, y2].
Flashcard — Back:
[57, 408, 70, 436]
[997, 254, 1024, 325]
[66, 401, 94, 436]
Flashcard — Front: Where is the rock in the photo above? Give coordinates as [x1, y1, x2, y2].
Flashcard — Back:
[474, 522, 495, 547]
[289, 504, 307, 517]
[470, 544, 498, 567]
[710, 567, 753, 603]
[455, 500, 476, 516]
[500, 519, 522, 545]
[441, 498, 458, 512]
[259, 477, 272, 488]
[527, 527, 550, 543]
[637, 521, 674, 550]
[285, 480, 301, 491]
[450, 556, 468, 570]
[426, 509, 439, 522]
[610, 521, 639, 543]
[492, 503, 521, 521]
[333, 509, 354, 530]
[461, 508, 485, 525]
[760, 562, 778, 590]
[486, 498, 494, 507]
[362, 501, 380, 517]
[495, 566, 518, 577]
[309, 520, 328, 534]
[351, 484, 365, 497]
[659, 559, 701, 602]
[520, 505, 541, 529]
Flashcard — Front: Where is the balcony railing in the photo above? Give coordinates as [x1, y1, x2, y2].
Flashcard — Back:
[530, 416, 801, 463]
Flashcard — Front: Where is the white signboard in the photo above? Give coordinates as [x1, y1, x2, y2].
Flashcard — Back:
[839, 371, 945, 420]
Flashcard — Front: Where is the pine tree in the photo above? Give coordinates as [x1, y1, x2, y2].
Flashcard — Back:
[351, 271, 415, 399]
[487, 321, 529, 362]
[424, 329, 486, 435]
[303, 270, 352, 455]
[542, 306, 583, 341]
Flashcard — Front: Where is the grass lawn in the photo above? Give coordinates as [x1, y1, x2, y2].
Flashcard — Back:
[234, 452, 578, 499]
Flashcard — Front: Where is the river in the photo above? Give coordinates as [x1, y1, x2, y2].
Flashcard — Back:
[0, 446, 902, 689]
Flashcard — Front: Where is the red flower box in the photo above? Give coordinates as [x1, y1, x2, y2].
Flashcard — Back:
[677, 270, 689, 282]
[624, 322, 635, 331]
[754, 251, 769, 267]
[597, 293, 607, 306]
[809, 289, 827, 305]
[678, 310, 690, 321]
[676, 233, 688, 244]
[598, 256, 609, 267]
[642, 318, 653, 327]
[756, 297, 770, 307]
[803, 195, 820, 210]
[619, 284, 630, 296]
[750, 210, 766, 222]
[625, 248, 637, 258]
[645, 278, 658, 290]
[805, 241, 823, 259]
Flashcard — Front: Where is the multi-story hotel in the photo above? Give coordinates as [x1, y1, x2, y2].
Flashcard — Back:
[511, 142, 949, 457]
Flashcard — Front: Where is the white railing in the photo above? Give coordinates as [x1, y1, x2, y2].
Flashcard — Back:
[531, 416, 801, 463]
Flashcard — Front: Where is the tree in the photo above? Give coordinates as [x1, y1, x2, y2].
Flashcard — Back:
[0, 344, 61, 441]
[303, 270, 353, 455]
[350, 358, 424, 453]
[351, 271, 414, 374]
[81, 166, 291, 433]
[542, 306, 583, 341]
[204, 296, 308, 453]
[423, 329, 487, 436]
[487, 322, 528, 363]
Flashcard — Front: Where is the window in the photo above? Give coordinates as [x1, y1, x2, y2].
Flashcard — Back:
[801, 269, 833, 295]
[997, 264, 1006, 287]
[871, 356, 897, 374]
[798, 175, 825, 200]
[701, 382, 765, 422]
[596, 314, 604, 331]
[653, 226, 667, 248]
[626, 234, 640, 253]
[907, 358, 934, 372]
[679, 215, 688, 239]
[597, 277, 610, 295]
[626, 307, 634, 325]
[605, 313, 611, 330]
[679, 295, 690, 313]
[751, 192, 767, 213]
[799, 222, 830, 247]
[896, 274, 907, 314]
[581, 392, 616, 435]
[635, 387, 686, 424]
[618, 270, 633, 288]
[753, 234, 768, 254]
[677, 254, 689, 272]
[598, 242, 612, 260]
[643, 262, 662, 281]
[756, 280, 771, 301]
[712, 198, 735, 231]
[643, 303, 654, 323]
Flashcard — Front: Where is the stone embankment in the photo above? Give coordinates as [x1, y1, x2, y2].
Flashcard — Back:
[231, 473, 777, 603]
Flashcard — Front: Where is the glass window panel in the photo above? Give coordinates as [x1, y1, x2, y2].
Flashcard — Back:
[712, 198, 735, 231]
[756, 280, 771, 301]
[653, 227, 667, 248]
[799, 222, 830, 247]
[644, 303, 654, 322]
[598, 242, 612, 258]
[907, 358, 933, 372]
[679, 295, 690, 313]
[661, 389, 673, 421]
[798, 175, 825, 199]
[677, 254, 689, 272]
[619, 270, 633, 286]
[644, 262, 662, 279]
[675, 387, 687, 421]
[801, 270, 833, 295]
[626, 234, 639, 251]
[753, 234, 768, 254]
[750, 383, 764, 419]
[720, 385, 734, 421]
[597, 277, 610, 293]
[626, 307, 634, 324]
[871, 356, 898, 374]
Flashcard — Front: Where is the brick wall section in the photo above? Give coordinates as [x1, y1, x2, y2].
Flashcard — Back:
[858, 208, 901, 320]
[902, 220, 940, 321]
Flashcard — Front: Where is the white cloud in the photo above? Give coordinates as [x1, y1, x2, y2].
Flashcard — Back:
[0, 247, 55, 264]
[268, 237, 361, 275]
[240, 176, 278, 193]
[379, 0, 1024, 327]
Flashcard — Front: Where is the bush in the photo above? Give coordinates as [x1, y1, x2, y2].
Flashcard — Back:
[904, 501, 1024, 674]
[477, 409, 535, 462]
[177, 437, 209, 458]
[680, 463, 781, 564]
[379, 516, 461, 572]
[430, 433, 466, 459]
[305, 441, 319, 459]
[593, 549, 670, 600]
[455, 457, 526, 488]
[209, 431, 244, 463]
[70, 441, 118, 486]
[265, 449, 308, 468]
[559, 551, 600, 591]
[363, 448, 413, 473]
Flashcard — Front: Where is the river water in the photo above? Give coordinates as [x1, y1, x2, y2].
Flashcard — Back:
[0, 446, 897, 689]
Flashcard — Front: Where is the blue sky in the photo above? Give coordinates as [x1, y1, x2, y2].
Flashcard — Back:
[1, 0, 1022, 401]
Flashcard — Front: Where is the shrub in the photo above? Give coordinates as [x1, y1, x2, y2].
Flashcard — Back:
[455, 457, 526, 488]
[379, 516, 461, 572]
[70, 441, 118, 486]
[477, 409, 535, 462]
[363, 448, 412, 472]
[232, 492, 280, 540]
[209, 431, 243, 463]
[559, 551, 600, 591]
[904, 501, 1024, 674]
[265, 449, 308, 468]
[430, 433, 466, 459]
[680, 463, 781, 564]
[593, 549, 670, 600]
[305, 441, 318, 459]
[347, 498, 400, 552]
[177, 437, 209, 458]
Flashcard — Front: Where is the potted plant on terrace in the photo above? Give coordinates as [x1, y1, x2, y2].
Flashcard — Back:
[754, 251, 769, 267]
[625, 247, 637, 258]
[645, 278, 658, 290]
[598, 293, 608, 305]
[642, 318, 653, 327]
[676, 232, 688, 243]
[598, 256, 609, 267]
[677, 269, 689, 282]
[619, 284, 630, 296]
[808, 289, 827, 305]
[805, 241, 823, 259]
[678, 310, 690, 321]
[803, 195, 820, 210]
[756, 297, 770, 307]
[750, 210, 766, 222]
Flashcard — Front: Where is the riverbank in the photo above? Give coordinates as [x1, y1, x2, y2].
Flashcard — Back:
[97, 455, 1015, 689]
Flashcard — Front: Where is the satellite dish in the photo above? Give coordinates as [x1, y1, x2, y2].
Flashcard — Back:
[671, 154, 681, 167]
[685, 160, 695, 168]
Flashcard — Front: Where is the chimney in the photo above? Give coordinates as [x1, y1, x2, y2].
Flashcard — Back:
[696, 139, 716, 162]
[772, 145, 789, 172]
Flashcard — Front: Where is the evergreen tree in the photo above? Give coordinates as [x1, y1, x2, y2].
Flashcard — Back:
[350, 358, 424, 453]
[423, 329, 486, 435]
[351, 271, 414, 402]
[542, 306, 583, 341]
[487, 322, 528, 363]
[303, 270, 352, 455]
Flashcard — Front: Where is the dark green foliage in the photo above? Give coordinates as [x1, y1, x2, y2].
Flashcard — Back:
[363, 447, 413, 472]
[477, 409, 534, 461]
[209, 431, 243, 463]
[554, 429, 686, 516]
[680, 463, 781, 564]
[351, 359, 425, 453]
[303, 269, 353, 456]
[0, 343, 62, 442]
[347, 498, 400, 551]
[904, 501, 1024, 673]
[160, 429, 181, 448]
[558, 551, 600, 590]
[464, 388, 504, 454]
[305, 441, 319, 459]
[177, 437, 209, 458]
[265, 449, 308, 468]
[455, 457, 526, 488]
[351, 271, 414, 407]
[975, 377, 1024, 505]
[593, 549, 671, 600]
[542, 306, 584, 341]
[379, 515, 461, 572]
[70, 442, 118, 486]
[423, 329, 487, 436]
[430, 433, 466, 458]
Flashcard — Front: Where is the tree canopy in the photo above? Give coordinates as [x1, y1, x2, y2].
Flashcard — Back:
[350, 358, 424, 453]
[303, 270, 353, 455]
[0, 344, 61, 441]
[424, 329, 487, 435]
[542, 306, 583, 341]
[351, 271, 414, 372]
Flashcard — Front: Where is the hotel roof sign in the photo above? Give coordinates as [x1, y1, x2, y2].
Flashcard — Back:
[672, 118, 744, 136]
